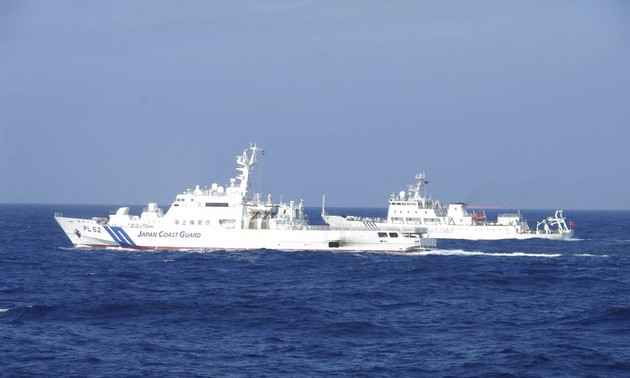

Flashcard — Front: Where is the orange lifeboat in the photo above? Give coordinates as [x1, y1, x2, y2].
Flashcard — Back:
[472, 212, 486, 222]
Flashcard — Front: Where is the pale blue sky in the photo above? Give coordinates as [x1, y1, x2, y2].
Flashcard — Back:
[1, 1, 629, 209]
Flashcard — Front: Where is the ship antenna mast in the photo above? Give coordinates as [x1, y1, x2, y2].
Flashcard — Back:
[409, 172, 426, 199]
[235, 143, 263, 196]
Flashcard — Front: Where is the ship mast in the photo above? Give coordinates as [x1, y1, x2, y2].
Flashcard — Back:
[235, 143, 262, 197]
[408, 172, 426, 199]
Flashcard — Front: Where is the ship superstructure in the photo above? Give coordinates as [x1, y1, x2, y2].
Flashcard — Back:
[54, 145, 436, 252]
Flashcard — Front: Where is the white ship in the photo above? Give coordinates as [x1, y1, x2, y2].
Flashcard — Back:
[322, 173, 574, 240]
[54, 144, 436, 252]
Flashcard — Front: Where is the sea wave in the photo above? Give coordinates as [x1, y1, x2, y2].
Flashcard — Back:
[0, 304, 55, 322]
[408, 249, 561, 258]
[58, 246, 84, 251]
[0, 286, 24, 294]
[610, 239, 630, 244]
[564, 307, 630, 326]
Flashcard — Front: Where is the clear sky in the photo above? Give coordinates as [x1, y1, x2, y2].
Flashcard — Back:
[1, 1, 629, 209]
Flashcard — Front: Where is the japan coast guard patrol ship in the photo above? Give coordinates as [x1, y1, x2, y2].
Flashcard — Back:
[54, 144, 436, 252]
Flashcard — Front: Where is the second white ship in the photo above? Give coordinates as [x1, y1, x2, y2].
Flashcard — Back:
[322, 173, 574, 240]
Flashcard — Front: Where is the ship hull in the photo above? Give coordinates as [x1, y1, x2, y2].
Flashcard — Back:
[55, 216, 435, 252]
[323, 215, 573, 240]
[424, 227, 573, 240]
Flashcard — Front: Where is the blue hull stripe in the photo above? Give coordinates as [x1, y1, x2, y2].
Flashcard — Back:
[103, 226, 118, 242]
[116, 228, 136, 246]
[363, 221, 378, 230]
[104, 226, 136, 246]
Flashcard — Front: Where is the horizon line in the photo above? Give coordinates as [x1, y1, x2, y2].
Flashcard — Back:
[1, 202, 628, 212]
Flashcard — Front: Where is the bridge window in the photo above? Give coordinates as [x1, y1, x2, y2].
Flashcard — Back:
[378, 232, 388, 238]
[389, 232, 399, 238]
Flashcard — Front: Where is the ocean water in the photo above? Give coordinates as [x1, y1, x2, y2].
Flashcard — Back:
[1, 204, 630, 377]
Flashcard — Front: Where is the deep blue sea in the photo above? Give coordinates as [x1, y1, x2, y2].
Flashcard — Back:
[1, 204, 630, 377]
